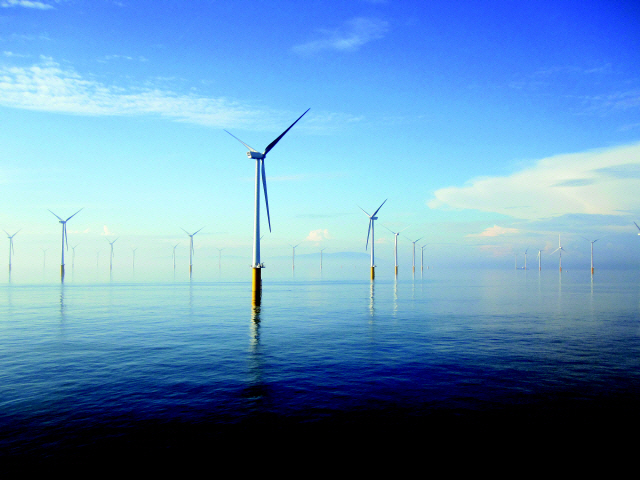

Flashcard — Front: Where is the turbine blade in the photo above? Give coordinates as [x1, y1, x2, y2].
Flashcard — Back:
[381, 224, 397, 235]
[224, 130, 258, 152]
[65, 208, 83, 222]
[372, 199, 387, 217]
[262, 160, 272, 232]
[635, 222, 640, 231]
[181, 228, 190, 235]
[64, 224, 69, 250]
[358, 206, 372, 217]
[366, 219, 372, 250]
[193, 227, 204, 236]
[263, 108, 310, 155]
[48, 209, 63, 221]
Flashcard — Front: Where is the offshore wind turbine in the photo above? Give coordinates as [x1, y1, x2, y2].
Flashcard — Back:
[359, 199, 387, 280]
[3, 229, 20, 271]
[217, 248, 224, 270]
[48, 208, 83, 279]
[289, 242, 301, 271]
[172, 243, 179, 270]
[581, 237, 600, 275]
[382, 225, 408, 276]
[420, 244, 427, 273]
[524, 249, 528, 270]
[551, 234, 565, 272]
[408, 236, 424, 274]
[537, 249, 542, 271]
[181, 228, 203, 275]
[320, 248, 326, 272]
[71, 244, 79, 269]
[132, 247, 138, 271]
[225, 108, 309, 300]
[107, 237, 118, 271]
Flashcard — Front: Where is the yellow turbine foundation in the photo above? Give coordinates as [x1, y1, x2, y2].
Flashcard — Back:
[591, 267, 594, 275]
[370, 266, 375, 280]
[252, 268, 262, 306]
[395, 266, 398, 276]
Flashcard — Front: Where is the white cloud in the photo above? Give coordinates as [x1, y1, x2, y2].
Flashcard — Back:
[0, 57, 258, 127]
[306, 229, 332, 242]
[292, 17, 388, 55]
[1, 0, 54, 9]
[429, 143, 640, 220]
[102, 225, 113, 236]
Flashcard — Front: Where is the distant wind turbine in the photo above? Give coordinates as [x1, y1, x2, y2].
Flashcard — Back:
[524, 248, 528, 270]
[551, 234, 565, 272]
[407, 236, 424, 274]
[420, 244, 427, 273]
[3, 229, 20, 271]
[359, 199, 387, 280]
[172, 243, 179, 270]
[289, 242, 301, 271]
[71, 244, 79, 270]
[581, 237, 601, 275]
[132, 247, 138, 270]
[225, 108, 309, 299]
[181, 228, 203, 275]
[48, 208, 83, 278]
[320, 248, 326, 272]
[42, 248, 48, 269]
[107, 237, 119, 271]
[382, 225, 408, 276]
[537, 249, 542, 271]
[217, 248, 224, 270]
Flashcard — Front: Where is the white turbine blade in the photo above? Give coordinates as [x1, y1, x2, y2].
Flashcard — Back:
[366, 219, 372, 250]
[193, 227, 204, 236]
[372, 199, 387, 217]
[65, 208, 83, 222]
[635, 222, 640, 231]
[224, 130, 258, 152]
[64, 224, 69, 250]
[381, 225, 397, 235]
[48, 209, 63, 222]
[181, 227, 191, 236]
[358, 206, 372, 217]
[414, 236, 423, 243]
[263, 108, 310, 155]
[261, 160, 272, 232]
[3, 229, 8, 237]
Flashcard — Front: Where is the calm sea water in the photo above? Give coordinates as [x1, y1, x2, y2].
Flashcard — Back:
[2, 268, 640, 462]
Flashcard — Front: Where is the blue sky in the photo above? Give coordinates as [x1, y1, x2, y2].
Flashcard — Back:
[1, 0, 640, 278]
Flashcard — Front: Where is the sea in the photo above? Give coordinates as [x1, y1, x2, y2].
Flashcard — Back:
[2, 267, 640, 465]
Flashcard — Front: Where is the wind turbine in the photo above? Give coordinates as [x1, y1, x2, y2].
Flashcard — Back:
[172, 243, 179, 270]
[359, 199, 387, 280]
[382, 225, 408, 276]
[581, 237, 600, 275]
[48, 208, 83, 278]
[217, 248, 224, 270]
[551, 234, 565, 272]
[524, 248, 528, 270]
[42, 248, 48, 269]
[107, 237, 118, 271]
[3, 229, 20, 271]
[225, 108, 309, 298]
[408, 236, 424, 274]
[537, 249, 542, 271]
[71, 244, 79, 270]
[289, 242, 301, 271]
[320, 248, 326, 272]
[420, 244, 427, 273]
[181, 228, 203, 275]
[132, 247, 138, 271]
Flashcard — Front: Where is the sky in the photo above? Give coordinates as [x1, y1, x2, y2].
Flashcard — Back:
[1, 0, 640, 279]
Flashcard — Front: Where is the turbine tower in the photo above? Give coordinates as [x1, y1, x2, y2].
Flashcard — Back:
[408, 236, 423, 274]
[320, 248, 326, 272]
[217, 248, 224, 270]
[551, 234, 565, 272]
[107, 237, 118, 271]
[382, 225, 407, 276]
[181, 228, 203, 275]
[3, 229, 20, 272]
[48, 208, 83, 279]
[359, 199, 387, 280]
[71, 244, 79, 270]
[289, 243, 301, 271]
[172, 243, 179, 271]
[132, 247, 138, 271]
[537, 249, 542, 271]
[420, 244, 427, 273]
[524, 248, 528, 270]
[225, 109, 309, 301]
[582, 237, 600, 275]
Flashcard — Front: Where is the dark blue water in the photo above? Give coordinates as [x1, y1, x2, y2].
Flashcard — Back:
[2, 269, 640, 463]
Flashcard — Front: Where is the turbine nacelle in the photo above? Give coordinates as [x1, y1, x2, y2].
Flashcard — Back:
[248, 151, 265, 159]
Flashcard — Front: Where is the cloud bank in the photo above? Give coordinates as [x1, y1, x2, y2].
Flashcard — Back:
[1, 0, 54, 9]
[429, 143, 640, 220]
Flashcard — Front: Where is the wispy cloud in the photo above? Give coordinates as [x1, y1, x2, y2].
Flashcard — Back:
[468, 225, 519, 237]
[292, 17, 388, 55]
[0, 57, 260, 127]
[429, 143, 640, 220]
[1, 0, 55, 9]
